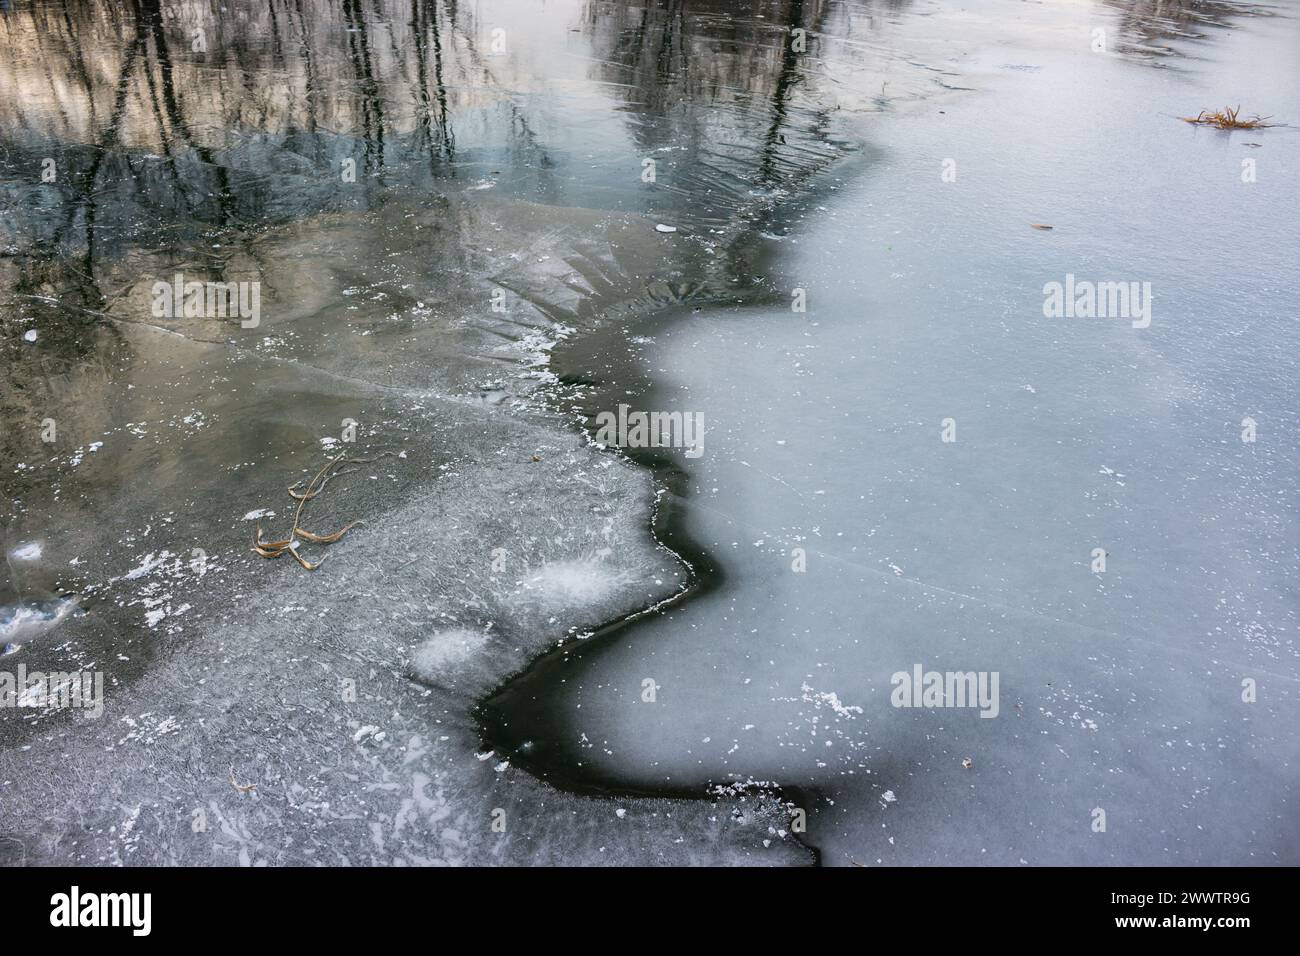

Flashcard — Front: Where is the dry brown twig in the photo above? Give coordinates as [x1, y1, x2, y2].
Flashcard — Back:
[251, 451, 392, 570]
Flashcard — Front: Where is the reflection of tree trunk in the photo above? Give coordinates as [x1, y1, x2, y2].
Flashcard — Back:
[72, 19, 143, 296]
[343, 0, 385, 172]
[758, 0, 805, 189]
[430, 0, 453, 162]
[268, 0, 284, 63]
[411, 0, 431, 151]
[655, 0, 684, 81]
[136, 0, 233, 226]
[410, 0, 454, 171]
[140, 21, 186, 200]
[291, 0, 322, 155]
[60, 0, 99, 131]
[7, 9, 138, 368]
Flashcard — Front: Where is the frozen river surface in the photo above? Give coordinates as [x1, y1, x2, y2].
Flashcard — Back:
[2, 0, 1297, 865]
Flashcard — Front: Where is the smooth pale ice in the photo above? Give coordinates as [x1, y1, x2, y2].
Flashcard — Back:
[485, 5, 1300, 864]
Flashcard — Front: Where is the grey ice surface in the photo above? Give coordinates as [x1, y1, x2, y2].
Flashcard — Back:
[4, 0, 891, 866]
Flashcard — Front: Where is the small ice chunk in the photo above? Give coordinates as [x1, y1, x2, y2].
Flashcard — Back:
[655, 224, 677, 233]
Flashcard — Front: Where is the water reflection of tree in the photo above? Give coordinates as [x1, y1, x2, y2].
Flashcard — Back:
[579, 0, 848, 289]
[342, 0, 385, 173]
[410, 0, 456, 170]
[1, 0, 475, 361]
[0, 0, 550, 454]
[0, 1, 488, 247]
[138, 0, 234, 225]
[0, 0, 1266, 345]
[1100, 0, 1265, 60]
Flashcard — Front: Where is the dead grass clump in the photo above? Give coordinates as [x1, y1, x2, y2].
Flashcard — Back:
[1182, 106, 1273, 130]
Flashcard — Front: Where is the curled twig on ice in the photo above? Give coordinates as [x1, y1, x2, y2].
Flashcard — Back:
[251, 452, 393, 570]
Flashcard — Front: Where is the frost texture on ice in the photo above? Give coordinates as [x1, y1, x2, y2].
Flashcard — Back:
[0, 278, 804, 864]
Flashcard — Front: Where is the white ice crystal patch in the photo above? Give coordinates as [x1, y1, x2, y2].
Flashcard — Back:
[509, 325, 574, 382]
[799, 683, 863, 718]
[409, 628, 490, 681]
[120, 805, 142, 852]
[120, 551, 173, 581]
[353, 725, 380, 743]
[117, 713, 182, 746]
[9, 541, 42, 561]
[520, 557, 626, 607]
